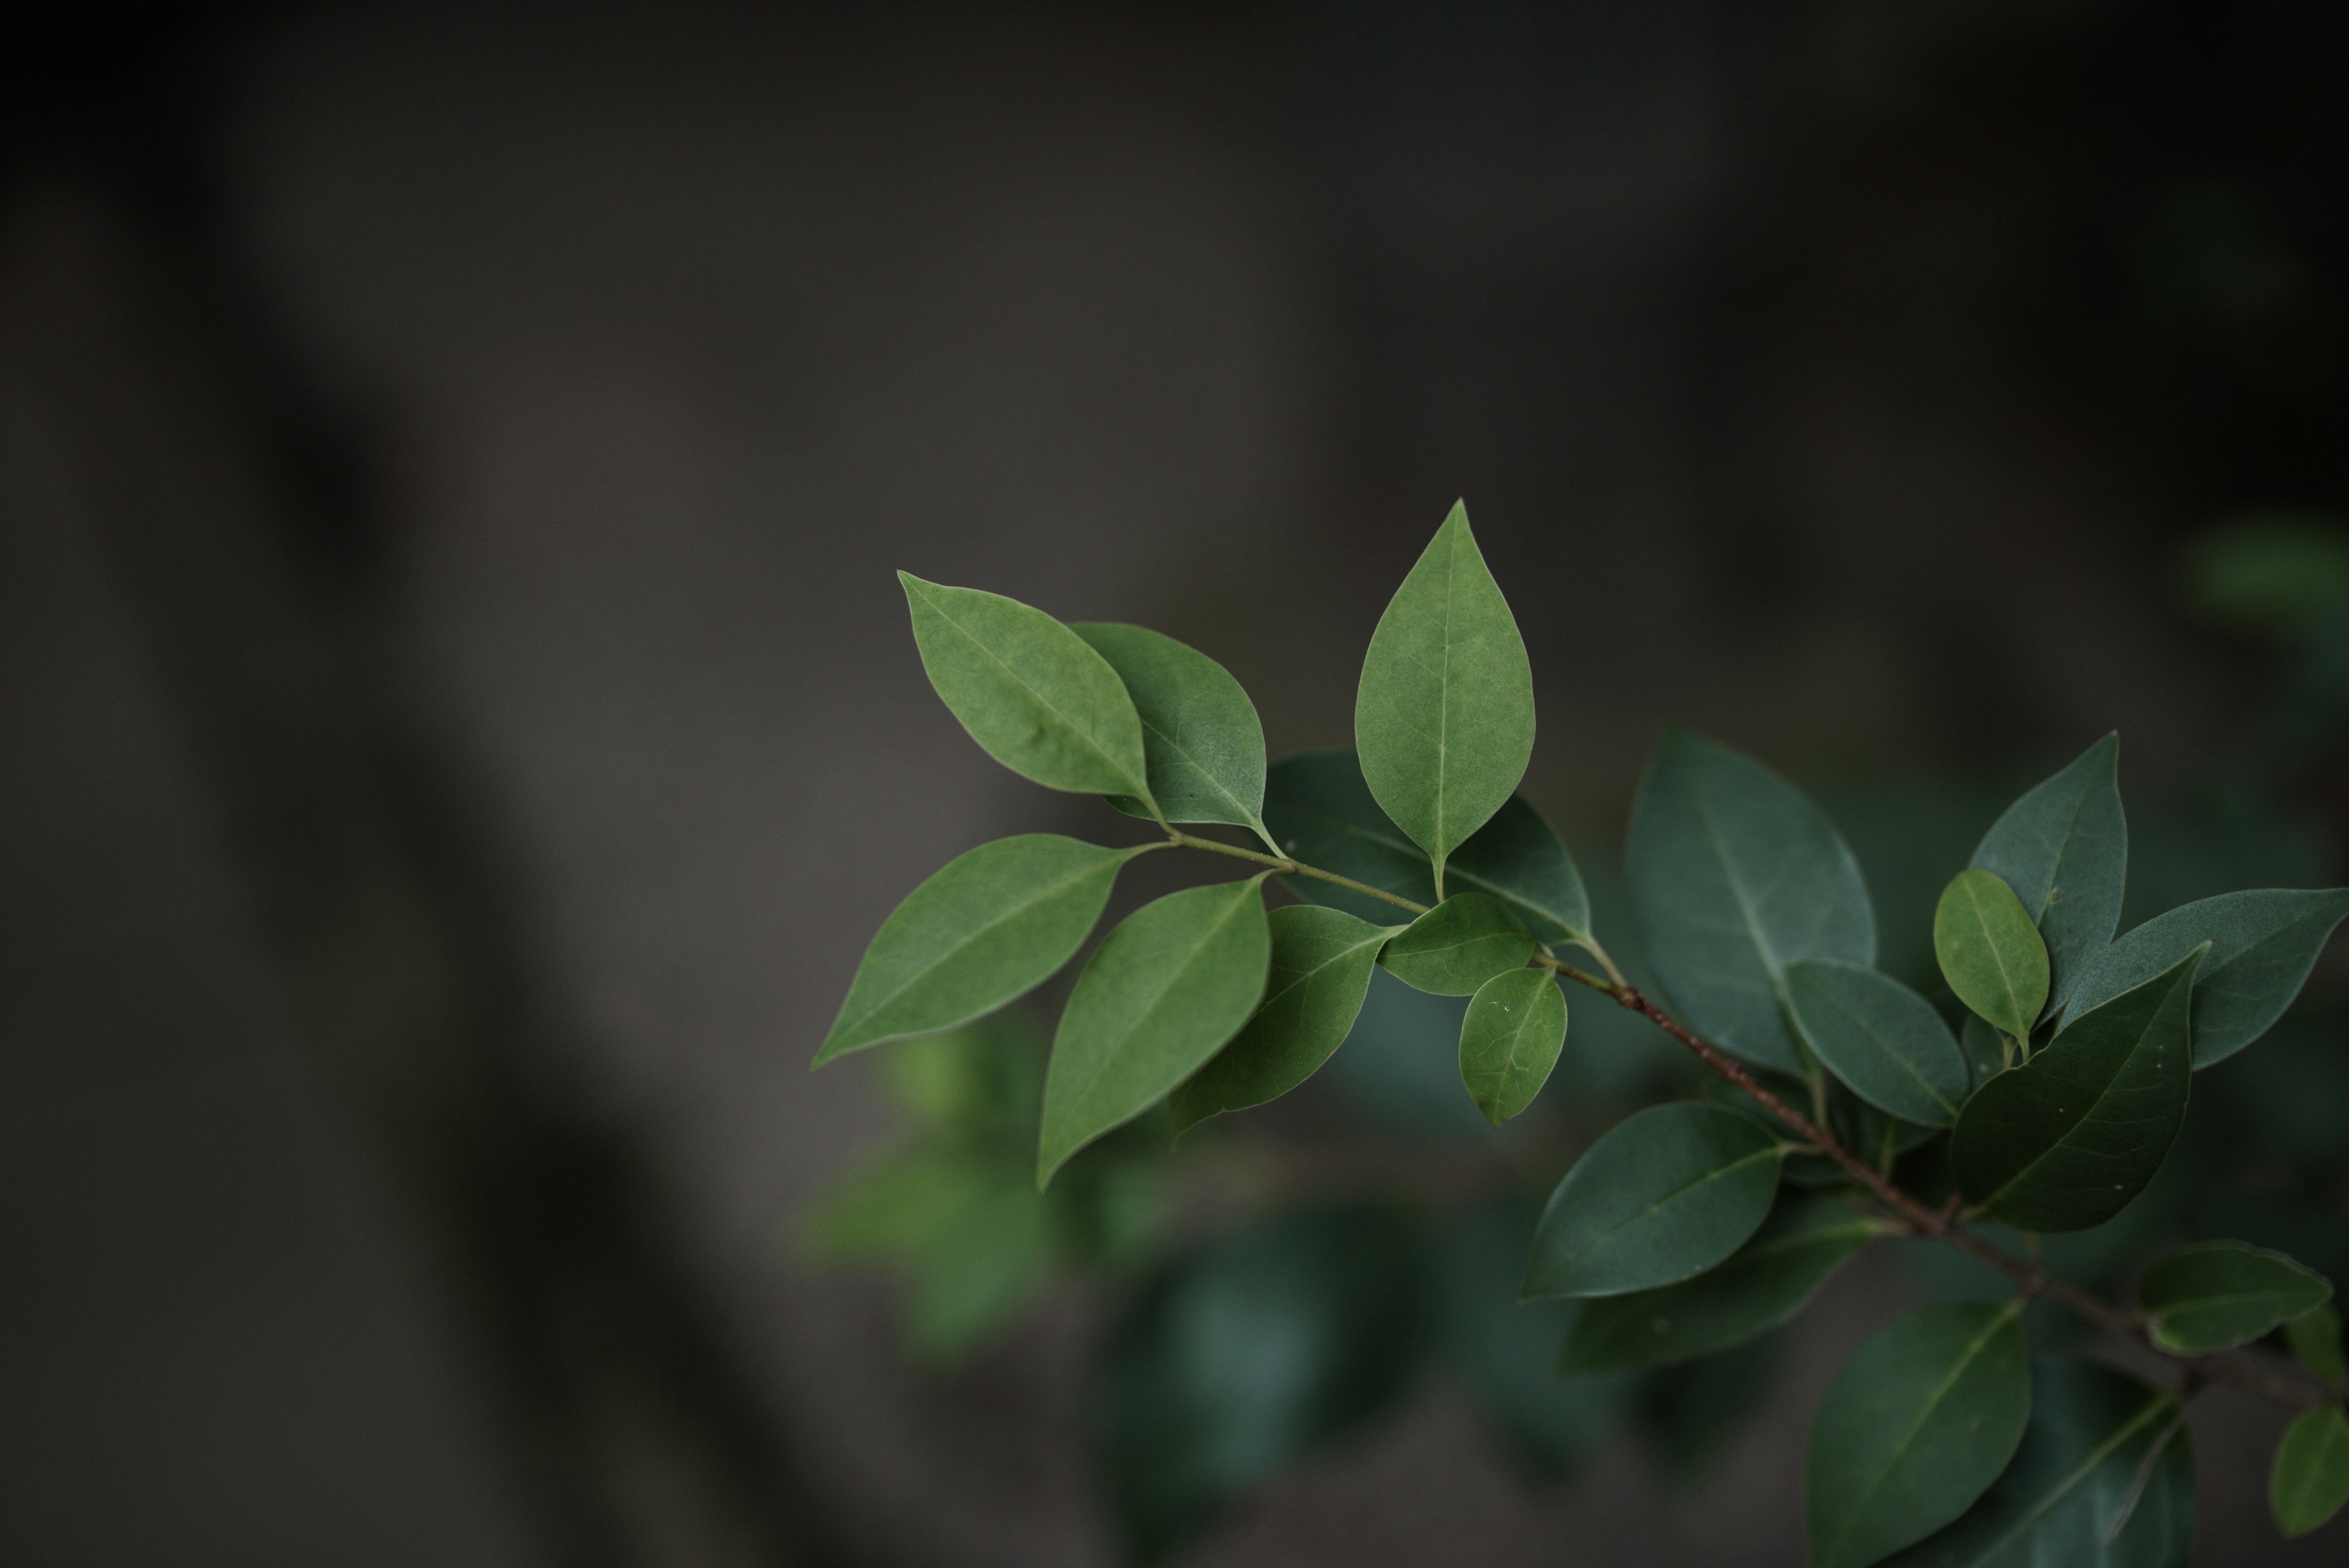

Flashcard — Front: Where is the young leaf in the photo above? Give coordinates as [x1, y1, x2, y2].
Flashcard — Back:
[2273, 1405, 2349, 1539]
[817, 836, 1158, 1066]
[2137, 1240, 2332, 1354]
[1353, 502, 1536, 893]
[1071, 623, 1271, 839]
[1951, 948, 2200, 1232]
[1379, 893, 1535, 995]
[1934, 869, 2052, 1042]
[1970, 734, 2127, 1022]
[1556, 1194, 1883, 1373]
[2287, 1302, 2346, 1384]
[899, 574, 1153, 808]
[1880, 1357, 2193, 1568]
[1039, 877, 1271, 1187]
[1458, 968, 1567, 1126]
[1627, 730, 1876, 1075]
[1805, 1302, 2032, 1568]
[1168, 905, 1395, 1135]
[1523, 1102, 1784, 1298]
[2065, 888, 2349, 1067]
[1785, 958, 1971, 1128]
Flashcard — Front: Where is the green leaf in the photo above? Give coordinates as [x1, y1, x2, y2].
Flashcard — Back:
[1039, 877, 1271, 1187]
[1379, 893, 1535, 995]
[1458, 968, 1568, 1126]
[905, 1176, 1055, 1361]
[1786, 958, 1971, 1128]
[1805, 1302, 2033, 1568]
[1449, 795, 1591, 942]
[1627, 730, 1876, 1075]
[1880, 1356, 2194, 1568]
[1072, 623, 1270, 839]
[2273, 1405, 2349, 1538]
[1970, 734, 2127, 1022]
[1523, 1102, 1784, 1299]
[1935, 869, 2052, 1042]
[2287, 1302, 2345, 1384]
[2137, 1240, 2332, 1353]
[2065, 888, 2349, 1068]
[1959, 1013, 2009, 1091]
[817, 835, 1157, 1066]
[1951, 948, 2200, 1232]
[1167, 905, 1394, 1135]
[1353, 502, 1536, 893]
[899, 573, 1153, 807]
[1557, 1193, 1883, 1373]
[802, 1153, 981, 1263]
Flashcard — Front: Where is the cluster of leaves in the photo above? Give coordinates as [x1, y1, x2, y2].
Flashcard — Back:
[813, 504, 2349, 1563]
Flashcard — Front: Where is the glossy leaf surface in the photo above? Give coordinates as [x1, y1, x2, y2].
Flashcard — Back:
[1557, 1193, 1881, 1373]
[1039, 878, 1270, 1186]
[2273, 1406, 2349, 1538]
[1353, 503, 1535, 889]
[1073, 623, 1269, 836]
[1379, 893, 1535, 995]
[2066, 888, 2349, 1067]
[1458, 968, 1567, 1126]
[1951, 949, 2199, 1232]
[900, 573, 1151, 804]
[1786, 958, 1970, 1128]
[818, 835, 1154, 1065]
[1805, 1302, 2032, 1568]
[1524, 1102, 1783, 1298]
[2137, 1240, 2332, 1353]
[1970, 734, 2127, 1022]
[1935, 869, 2051, 1042]
[1168, 905, 1393, 1135]
[1627, 730, 1876, 1074]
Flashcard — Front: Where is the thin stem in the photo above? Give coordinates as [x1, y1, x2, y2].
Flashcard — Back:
[1568, 932, 1629, 989]
[1165, 830, 1431, 918]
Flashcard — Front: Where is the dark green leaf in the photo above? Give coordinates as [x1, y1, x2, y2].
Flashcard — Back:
[1935, 869, 2052, 1043]
[1072, 623, 1271, 839]
[900, 573, 1152, 806]
[2137, 1240, 2332, 1353]
[1524, 1102, 1784, 1298]
[1458, 968, 1567, 1126]
[1168, 905, 1395, 1135]
[1787, 958, 1971, 1128]
[1627, 730, 1876, 1074]
[1805, 1302, 2032, 1568]
[1970, 734, 2127, 1022]
[1039, 877, 1271, 1186]
[2273, 1405, 2349, 1538]
[2066, 888, 2349, 1068]
[1639, 1336, 1783, 1481]
[1317, 968, 1489, 1140]
[1449, 795, 1592, 943]
[1882, 1356, 2193, 1568]
[1951, 949, 2200, 1232]
[1960, 1014, 2009, 1091]
[1354, 502, 1535, 891]
[1379, 893, 1535, 995]
[817, 835, 1156, 1065]
[1260, 749, 1435, 920]
[1558, 1193, 1883, 1373]
[2287, 1302, 2345, 1384]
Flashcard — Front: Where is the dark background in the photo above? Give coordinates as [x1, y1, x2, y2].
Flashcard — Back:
[5, 2, 2347, 1564]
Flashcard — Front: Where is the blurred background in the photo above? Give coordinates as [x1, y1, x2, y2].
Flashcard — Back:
[6, 1, 2349, 1564]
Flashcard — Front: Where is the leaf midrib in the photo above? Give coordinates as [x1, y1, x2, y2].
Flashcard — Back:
[1821, 1309, 2017, 1566]
[1811, 981, 1958, 1120]
[1559, 1142, 1779, 1276]
[1059, 885, 1259, 1115]
[1979, 981, 2180, 1214]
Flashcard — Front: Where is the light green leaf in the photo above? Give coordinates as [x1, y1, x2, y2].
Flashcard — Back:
[2273, 1405, 2349, 1538]
[1935, 869, 2052, 1043]
[1458, 968, 1567, 1126]
[900, 573, 1154, 808]
[1379, 893, 1535, 995]
[1557, 1193, 1883, 1373]
[1881, 1356, 2193, 1568]
[1523, 1102, 1784, 1299]
[1626, 730, 1876, 1074]
[2066, 888, 2349, 1068]
[1353, 502, 1535, 893]
[1805, 1302, 2033, 1568]
[817, 835, 1157, 1065]
[2288, 1302, 2345, 1384]
[1072, 623, 1270, 840]
[2137, 1240, 2332, 1353]
[1168, 905, 1395, 1135]
[1038, 877, 1271, 1187]
[1951, 949, 2200, 1232]
[1786, 958, 1971, 1128]
[1970, 734, 2127, 1022]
